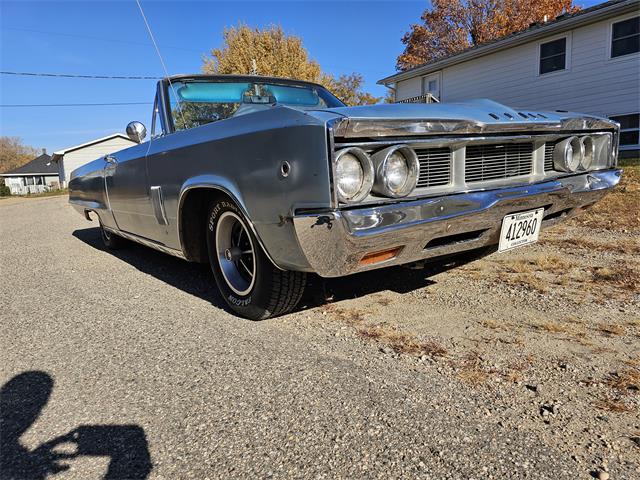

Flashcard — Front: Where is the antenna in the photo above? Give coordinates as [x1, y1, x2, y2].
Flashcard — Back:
[135, 0, 187, 128]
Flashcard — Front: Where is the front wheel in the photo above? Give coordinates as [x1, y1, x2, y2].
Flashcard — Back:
[206, 200, 306, 320]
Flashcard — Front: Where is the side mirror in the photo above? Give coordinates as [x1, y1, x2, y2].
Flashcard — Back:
[126, 121, 147, 143]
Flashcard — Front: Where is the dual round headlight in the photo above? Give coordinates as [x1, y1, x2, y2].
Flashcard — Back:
[334, 146, 419, 203]
[371, 145, 420, 198]
[334, 148, 374, 203]
[553, 135, 597, 172]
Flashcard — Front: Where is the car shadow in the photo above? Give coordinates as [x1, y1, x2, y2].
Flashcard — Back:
[72, 226, 493, 316]
[0, 371, 152, 479]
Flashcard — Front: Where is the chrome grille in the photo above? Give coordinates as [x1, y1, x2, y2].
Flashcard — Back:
[415, 147, 451, 187]
[544, 141, 557, 171]
[465, 143, 533, 183]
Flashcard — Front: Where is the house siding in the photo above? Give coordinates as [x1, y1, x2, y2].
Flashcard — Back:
[59, 137, 136, 186]
[440, 19, 639, 116]
[396, 76, 423, 100]
[393, 11, 639, 152]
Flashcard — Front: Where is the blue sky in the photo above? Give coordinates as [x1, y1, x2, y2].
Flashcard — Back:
[1, 0, 601, 152]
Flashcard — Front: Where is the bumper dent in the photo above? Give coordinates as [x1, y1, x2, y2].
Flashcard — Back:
[293, 169, 622, 277]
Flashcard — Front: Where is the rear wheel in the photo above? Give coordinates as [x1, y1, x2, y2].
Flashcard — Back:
[99, 221, 127, 250]
[206, 200, 306, 320]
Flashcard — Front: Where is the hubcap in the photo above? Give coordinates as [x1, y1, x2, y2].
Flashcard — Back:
[215, 211, 256, 296]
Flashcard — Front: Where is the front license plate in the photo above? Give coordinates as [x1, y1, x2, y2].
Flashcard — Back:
[498, 208, 544, 252]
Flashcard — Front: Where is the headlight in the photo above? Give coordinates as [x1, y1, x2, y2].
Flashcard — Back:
[371, 145, 419, 198]
[553, 136, 582, 172]
[334, 147, 374, 203]
[579, 136, 595, 170]
[590, 134, 613, 170]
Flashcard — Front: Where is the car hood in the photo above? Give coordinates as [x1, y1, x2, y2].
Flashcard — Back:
[315, 99, 569, 124]
[303, 99, 616, 137]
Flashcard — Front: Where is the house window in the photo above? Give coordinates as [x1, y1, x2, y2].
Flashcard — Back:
[421, 74, 440, 101]
[611, 16, 640, 58]
[539, 38, 566, 74]
[610, 113, 640, 147]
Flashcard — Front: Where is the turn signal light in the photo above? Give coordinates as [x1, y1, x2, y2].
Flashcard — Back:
[359, 247, 402, 266]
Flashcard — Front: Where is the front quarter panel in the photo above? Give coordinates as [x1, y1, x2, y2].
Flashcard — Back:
[147, 106, 333, 271]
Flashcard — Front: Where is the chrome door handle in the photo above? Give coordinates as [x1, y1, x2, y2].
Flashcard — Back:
[105, 155, 118, 164]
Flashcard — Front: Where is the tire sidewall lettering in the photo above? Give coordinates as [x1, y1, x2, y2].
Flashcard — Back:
[208, 200, 238, 232]
[227, 294, 252, 307]
[208, 200, 254, 307]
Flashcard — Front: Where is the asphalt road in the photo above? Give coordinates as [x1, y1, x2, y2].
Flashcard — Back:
[0, 196, 592, 479]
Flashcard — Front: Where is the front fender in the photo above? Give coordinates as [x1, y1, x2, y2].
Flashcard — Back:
[177, 176, 311, 271]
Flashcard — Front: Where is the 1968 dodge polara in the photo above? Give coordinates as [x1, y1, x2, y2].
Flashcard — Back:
[69, 74, 621, 319]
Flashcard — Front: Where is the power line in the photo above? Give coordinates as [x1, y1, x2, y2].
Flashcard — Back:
[135, 0, 186, 127]
[1, 102, 153, 107]
[1, 71, 161, 80]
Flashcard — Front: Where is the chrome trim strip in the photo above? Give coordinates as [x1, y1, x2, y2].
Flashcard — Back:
[332, 116, 617, 139]
[334, 132, 612, 149]
[150, 185, 169, 225]
[293, 169, 621, 277]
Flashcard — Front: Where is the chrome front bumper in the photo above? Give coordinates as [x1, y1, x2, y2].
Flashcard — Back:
[293, 169, 622, 277]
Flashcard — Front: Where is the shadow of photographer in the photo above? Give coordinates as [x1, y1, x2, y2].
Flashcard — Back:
[0, 371, 152, 479]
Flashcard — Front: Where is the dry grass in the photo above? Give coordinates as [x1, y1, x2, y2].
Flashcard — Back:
[322, 305, 449, 359]
[605, 368, 640, 393]
[573, 165, 640, 232]
[508, 273, 550, 293]
[591, 264, 640, 291]
[503, 254, 575, 274]
[375, 296, 392, 307]
[534, 321, 571, 334]
[358, 326, 448, 357]
[458, 366, 490, 385]
[572, 335, 595, 347]
[456, 351, 490, 386]
[594, 398, 635, 413]
[540, 235, 640, 256]
[593, 368, 639, 413]
[624, 356, 640, 368]
[503, 355, 535, 383]
[480, 319, 500, 329]
[322, 305, 366, 325]
[598, 323, 625, 336]
[471, 254, 582, 294]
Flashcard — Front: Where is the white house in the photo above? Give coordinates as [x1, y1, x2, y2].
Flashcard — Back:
[52, 133, 137, 187]
[0, 151, 60, 195]
[378, 0, 640, 157]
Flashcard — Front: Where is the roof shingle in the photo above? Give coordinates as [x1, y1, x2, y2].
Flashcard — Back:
[2, 154, 58, 175]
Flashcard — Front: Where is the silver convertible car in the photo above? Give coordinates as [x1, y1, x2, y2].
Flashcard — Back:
[69, 74, 621, 319]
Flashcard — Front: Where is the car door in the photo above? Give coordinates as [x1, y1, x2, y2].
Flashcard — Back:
[104, 141, 157, 238]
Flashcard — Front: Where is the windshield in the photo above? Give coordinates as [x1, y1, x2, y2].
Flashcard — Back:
[167, 79, 345, 131]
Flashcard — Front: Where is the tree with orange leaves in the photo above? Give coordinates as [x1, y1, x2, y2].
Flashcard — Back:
[397, 0, 579, 71]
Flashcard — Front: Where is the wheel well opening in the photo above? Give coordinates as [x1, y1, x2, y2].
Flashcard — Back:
[180, 188, 230, 263]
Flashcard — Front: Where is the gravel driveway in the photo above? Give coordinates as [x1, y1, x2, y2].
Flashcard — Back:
[1, 195, 638, 479]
